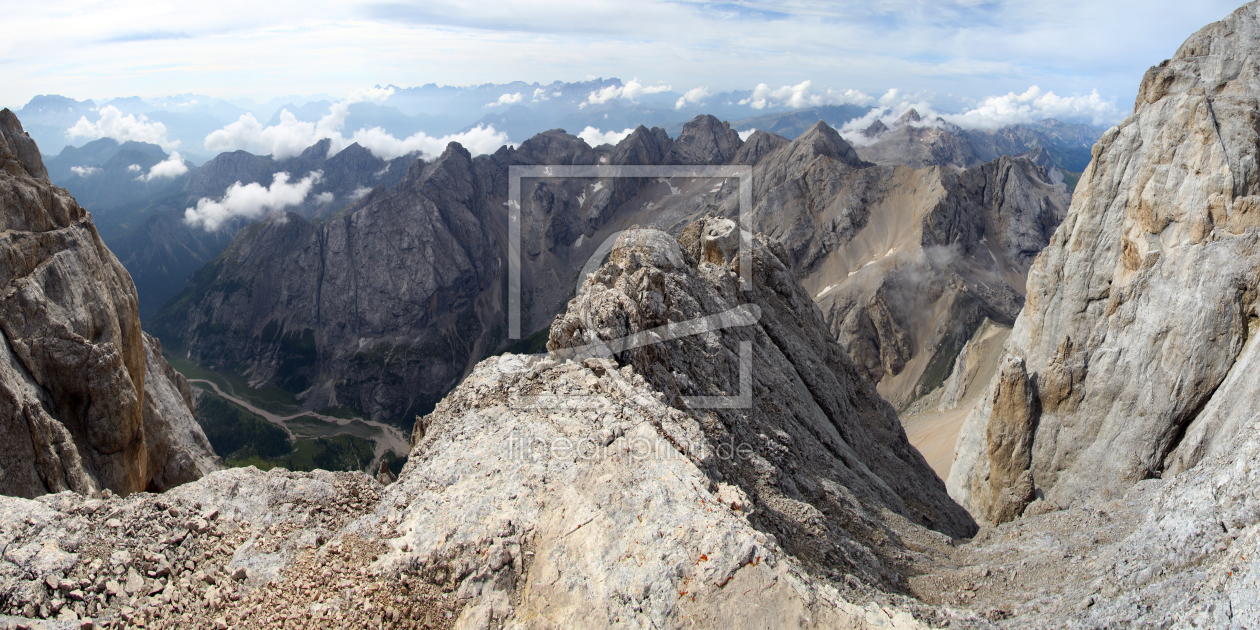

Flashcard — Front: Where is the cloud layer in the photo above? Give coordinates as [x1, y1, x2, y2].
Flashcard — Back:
[675, 86, 711, 110]
[487, 92, 522, 107]
[582, 78, 671, 108]
[66, 106, 178, 149]
[184, 171, 322, 230]
[739, 81, 872, 110]
[1, 0, 1242, 121]
[203, 93, 513, 160]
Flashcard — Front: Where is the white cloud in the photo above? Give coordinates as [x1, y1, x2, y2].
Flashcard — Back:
[137, 152, 188, 181]
[581, 78, 671, 108]
[675, 86, 711, 110]
[577, 126, 635, 147]
[205, 113, 264, 153]
[838, 85, 1122, 146]
[66, 105, 178, 149]
[737, 128, 756, 141]
[70, 166, 100, 177]
[487, 92, 523, 107]
[127, 164, 142, 172]
[348, 124, 513, 160]
[945, 86, 1121, 129]
[348, 86, 395, 103]
[202, 90, 512, 160]
[314, 191, 334, 204]
[184, 171, 322, 231]
[349, 186, 372, 201]
[255, 110, 324, 159]
[739, 80, 873, 110]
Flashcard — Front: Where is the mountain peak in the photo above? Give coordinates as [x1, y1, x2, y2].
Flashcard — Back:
[0, 109, 49, 181]
[894, 108, 922, 126]
[791, 120, 867, 167]
[667, 114, 742, 165]
[862, 119, 889, 138]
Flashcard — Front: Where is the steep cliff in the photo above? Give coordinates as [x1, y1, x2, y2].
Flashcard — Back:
[950, 1, 1260, 524]
[0, 109, 218, 498]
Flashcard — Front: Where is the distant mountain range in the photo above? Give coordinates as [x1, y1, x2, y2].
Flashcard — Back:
[14, 80, 1107, 172]
[40, 105, 1105, 327]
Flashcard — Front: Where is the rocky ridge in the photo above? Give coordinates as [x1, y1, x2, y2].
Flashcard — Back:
[0, 109, 219, 498]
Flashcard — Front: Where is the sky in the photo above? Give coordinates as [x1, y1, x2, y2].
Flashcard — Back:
[0, 0, 1245, 120]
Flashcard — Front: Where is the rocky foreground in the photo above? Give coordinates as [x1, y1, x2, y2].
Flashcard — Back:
[4, 218, 1258, 629]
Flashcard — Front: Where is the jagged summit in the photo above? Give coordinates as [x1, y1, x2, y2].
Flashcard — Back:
[666, 114, 743, 164]
[0, 109, 49, 180]
[894, 108, 922, 126]
[862, 119, 889, 138]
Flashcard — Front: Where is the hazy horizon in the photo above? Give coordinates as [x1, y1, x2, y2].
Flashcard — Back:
[4, 1, 1245, 117]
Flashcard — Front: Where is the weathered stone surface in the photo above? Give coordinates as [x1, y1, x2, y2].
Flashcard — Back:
[0, 110, 218, 498]
[950, 0, 1260, 519]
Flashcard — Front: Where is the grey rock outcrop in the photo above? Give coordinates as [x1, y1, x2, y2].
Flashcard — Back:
[151, 143, 500, 422]
[549, 221, 975, 538]
[0, 110, 218, 498]
[950, 0, 1260, 524]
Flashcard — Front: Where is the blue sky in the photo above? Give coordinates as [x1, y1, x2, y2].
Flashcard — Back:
[0, 0, 1244, 120]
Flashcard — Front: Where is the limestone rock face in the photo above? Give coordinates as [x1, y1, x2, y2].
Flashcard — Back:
[950, 1, 1260, 521]
[0, 110, 218, 498]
